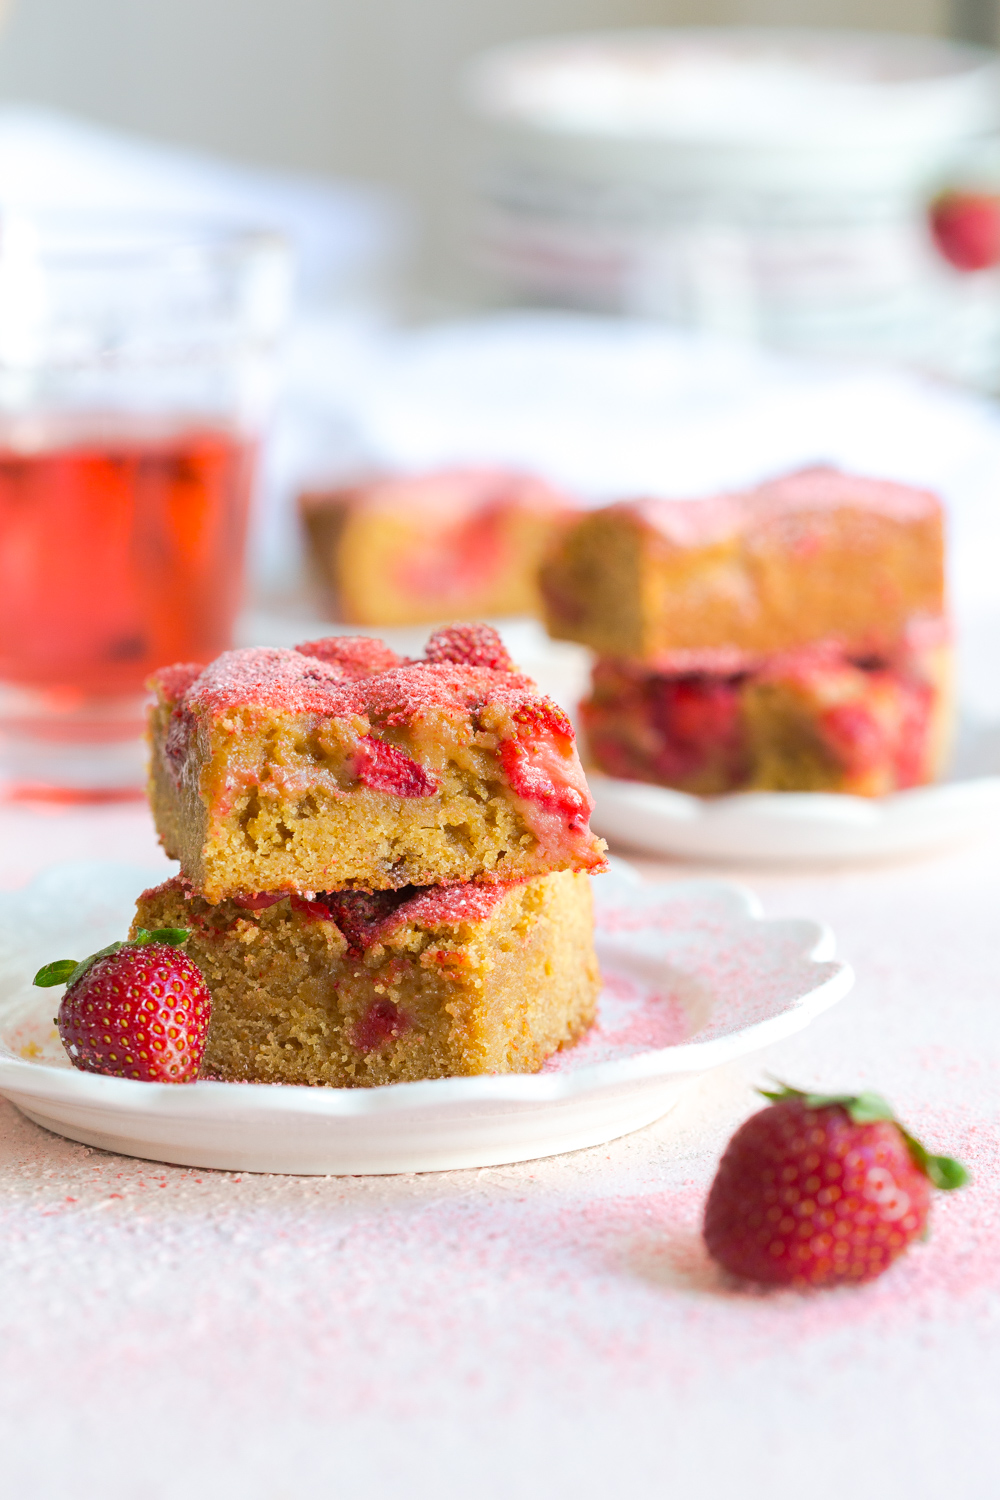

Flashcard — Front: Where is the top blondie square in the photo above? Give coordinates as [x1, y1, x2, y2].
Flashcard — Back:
[540, 467, 945, 663]
[148, 625, 608, 904]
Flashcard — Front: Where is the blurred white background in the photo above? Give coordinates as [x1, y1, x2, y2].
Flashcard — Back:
[0, 0, 967, 286]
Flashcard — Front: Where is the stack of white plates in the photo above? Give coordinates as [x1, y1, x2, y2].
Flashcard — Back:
[463, 28, 1000, 383]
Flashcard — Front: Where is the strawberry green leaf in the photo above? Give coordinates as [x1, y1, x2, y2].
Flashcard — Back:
[757, 1079, 970, 1191]
[33, 929, 190, 991]
[833, 1091, 896, 1125]
[35, 941, 123, 991]
[899, 1128, 971, 1191]
[33, 960, 79, 988]
[759, 1081, 895, 1121]
[64, 942, 125, 990]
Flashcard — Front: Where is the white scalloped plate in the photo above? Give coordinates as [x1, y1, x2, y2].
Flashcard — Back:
[0, 859, 853, 1174]
[589, 717, 1000, 864]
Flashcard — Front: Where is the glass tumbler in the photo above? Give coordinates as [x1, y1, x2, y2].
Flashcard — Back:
[0, 214, 289, 796]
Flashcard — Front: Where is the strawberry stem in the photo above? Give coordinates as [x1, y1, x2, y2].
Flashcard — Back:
[758, 1080, 970, 1191]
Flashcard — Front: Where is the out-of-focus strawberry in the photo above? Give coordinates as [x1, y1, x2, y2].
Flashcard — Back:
[930, 191, 1000, 271]
[703, 1083, 968, 1288]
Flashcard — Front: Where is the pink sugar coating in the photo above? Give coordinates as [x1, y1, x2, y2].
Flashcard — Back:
[381, 880, 514, 935]
[153, 635, 542, 730]
[308, 466, 576, 521]
[149, 661, 207, 701]
[294, 636, 404, 679]
[424, 623, 514, 672]
[336, 660, 537, 725]
[160, 647, 350, 718]
[624, 465, 942, 549]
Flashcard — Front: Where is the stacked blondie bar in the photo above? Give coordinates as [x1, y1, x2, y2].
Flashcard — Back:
[135, 625, 607, 1086]
[540, 468, 952, 796]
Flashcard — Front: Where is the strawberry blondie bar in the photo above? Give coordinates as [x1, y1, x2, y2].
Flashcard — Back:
[301, 468, 576, 625]
[540, 467, 945, 660]
[582, 625, 951, 796]
[132, 868, 599, 1085]
[148, 625, 607, 903]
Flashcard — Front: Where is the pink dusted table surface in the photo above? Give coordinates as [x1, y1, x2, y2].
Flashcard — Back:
[1, 799, 998, 1500]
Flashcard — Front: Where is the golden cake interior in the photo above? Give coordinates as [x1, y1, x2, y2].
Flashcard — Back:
[133, 870, 600, 1087]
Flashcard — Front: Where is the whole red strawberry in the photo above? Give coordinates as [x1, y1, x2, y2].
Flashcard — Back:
[704, 1084, 968, 1288]
[929, 191, 1000, 271]
[34, 927, 211, 1083]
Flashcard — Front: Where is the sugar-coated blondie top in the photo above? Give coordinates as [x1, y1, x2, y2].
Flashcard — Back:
[153, 626, 562, 802]
[625, 467, 941, 548]
[156, 640, 536, 744]
[541, 466, 946, 660]
[148, 624, 607, 901]
[301, 467, 574, 524]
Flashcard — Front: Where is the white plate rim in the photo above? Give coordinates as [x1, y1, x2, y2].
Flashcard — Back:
[588, 769, 1000, 862]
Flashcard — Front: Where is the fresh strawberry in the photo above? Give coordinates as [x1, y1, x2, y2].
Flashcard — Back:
[424, 623, 514, 672]
[34, 928, 211, 1083]
[703, 1083, 968, 1288]
[929, 191, 1000, 271]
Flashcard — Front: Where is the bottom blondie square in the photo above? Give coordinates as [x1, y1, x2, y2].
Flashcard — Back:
[581, 626, 951, 797]
[133, 870, 599, 1087]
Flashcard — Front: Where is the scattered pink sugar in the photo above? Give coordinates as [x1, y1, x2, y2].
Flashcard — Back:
[545, 971, 691, 1072]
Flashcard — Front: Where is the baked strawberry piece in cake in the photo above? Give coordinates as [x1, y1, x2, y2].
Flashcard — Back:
[540, 467, 945, 660]
[301, 468, 577, 625]
[582, 625, 951, 796]
[132, 868, 599, 1085]
[148, 625, 607, 903]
